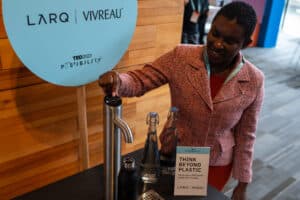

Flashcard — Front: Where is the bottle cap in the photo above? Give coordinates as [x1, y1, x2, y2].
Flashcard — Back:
[170, 107, 179, 112]
[168, 107, 179, 119]
[123, 157, 136, 169]
[146, 112, 159, 125]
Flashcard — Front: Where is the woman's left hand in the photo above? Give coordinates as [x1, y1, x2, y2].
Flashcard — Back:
[231, 182, 248, 200]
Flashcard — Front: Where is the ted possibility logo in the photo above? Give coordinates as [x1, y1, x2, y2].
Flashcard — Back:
[60, 53, 102, 70]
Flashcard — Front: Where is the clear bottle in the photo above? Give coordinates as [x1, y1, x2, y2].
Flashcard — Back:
[140, 112, 160, 183]
[160, 107, 179, 172]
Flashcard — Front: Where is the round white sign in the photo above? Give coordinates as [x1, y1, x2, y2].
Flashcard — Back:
[2, 0, 137, 86]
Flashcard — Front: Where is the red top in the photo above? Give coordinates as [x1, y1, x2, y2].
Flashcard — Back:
[210, 74, 227, 99]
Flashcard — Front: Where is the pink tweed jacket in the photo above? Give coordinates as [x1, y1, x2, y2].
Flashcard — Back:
[117, 45, 264, 183]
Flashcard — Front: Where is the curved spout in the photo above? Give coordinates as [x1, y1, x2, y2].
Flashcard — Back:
[114, 117, 134, 143]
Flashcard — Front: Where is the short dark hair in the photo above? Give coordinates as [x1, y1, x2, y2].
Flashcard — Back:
[213, 1, 257, 40]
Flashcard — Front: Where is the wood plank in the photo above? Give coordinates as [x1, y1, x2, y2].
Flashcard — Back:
[136, 0, 183, 25]
[76, 86, 90, 170]
[138, 7, 182, 18]
[0, 84, 79, 163]
[0, 68, 44, 91]
[138, 0, 182, 8]
[0, 38, 24, 70]
[0, 14, 6, 39]
[0, 83, 77, 119]
[0, 141, 78, 186]
[0, 116, 78, 164]
[0, 134, 80, 197]
[118, 23, 183, 68]
[88, 133, 103, 166]
[0, 141, 80, 199]
[1, 162, 79, 199]
[128, 25, 156, 51]
[156, 23, 182, 47]
[137, 14, 183, 26]
[117, 47, 156, 67]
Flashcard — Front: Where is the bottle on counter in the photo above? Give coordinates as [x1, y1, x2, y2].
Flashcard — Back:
[118, 157, 139, 200]
[160, 107, 179, 175]
[140, 112, 160, 183]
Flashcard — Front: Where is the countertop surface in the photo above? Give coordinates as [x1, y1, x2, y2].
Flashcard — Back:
[14, 149, 229, 200]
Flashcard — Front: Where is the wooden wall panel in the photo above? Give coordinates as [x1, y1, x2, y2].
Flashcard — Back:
[0, 141, 79, 199]
[0, 84, 78, 163]
[0, 0, 183, 199]
[128, 25, 156, 50]
[0, 39, 24, 70]
[0, 14, 6, 39]
[137, 0, 184, 26]
[0, 68, 44, 91]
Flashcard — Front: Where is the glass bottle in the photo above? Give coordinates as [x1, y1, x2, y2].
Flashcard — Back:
[140, 112, 160, 183]
[160, 107, 179, 173]
[118, 157, 138, 200]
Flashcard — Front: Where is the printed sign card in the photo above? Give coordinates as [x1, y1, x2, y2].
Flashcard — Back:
[174, 146, 210, 196]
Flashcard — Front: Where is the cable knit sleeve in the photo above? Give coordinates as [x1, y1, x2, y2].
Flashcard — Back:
[117, 46, 178, 97]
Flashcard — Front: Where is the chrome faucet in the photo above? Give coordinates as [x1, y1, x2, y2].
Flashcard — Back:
[103, 95, 134, 200]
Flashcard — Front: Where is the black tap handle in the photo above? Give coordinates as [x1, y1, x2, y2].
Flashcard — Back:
[104, 95, 122, 107]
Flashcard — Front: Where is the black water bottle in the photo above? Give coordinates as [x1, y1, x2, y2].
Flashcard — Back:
[118, 157, 139, 200]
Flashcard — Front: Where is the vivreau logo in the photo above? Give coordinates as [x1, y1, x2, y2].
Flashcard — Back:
[60, 54, 102, 70]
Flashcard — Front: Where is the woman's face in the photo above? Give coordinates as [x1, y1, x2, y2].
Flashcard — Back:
[206, 15, 248, 67]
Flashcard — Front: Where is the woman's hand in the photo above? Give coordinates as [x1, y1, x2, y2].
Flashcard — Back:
[231, 182, 248, 200]
[98, 71, 121, 96]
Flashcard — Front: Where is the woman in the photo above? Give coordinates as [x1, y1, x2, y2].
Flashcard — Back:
[99, 2, 264, 199]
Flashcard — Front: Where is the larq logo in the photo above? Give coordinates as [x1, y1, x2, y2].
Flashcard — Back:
[27, 12, 70, 26]
[60, 54, 102, 70]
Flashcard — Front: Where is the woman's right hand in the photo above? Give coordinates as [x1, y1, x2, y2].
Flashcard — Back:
[98, 71, 121, 96]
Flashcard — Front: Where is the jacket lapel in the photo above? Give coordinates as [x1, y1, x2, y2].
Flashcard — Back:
[186, 57, 213, 110]
[184, 47, 250, 108]
[213, 63, 250, 103]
